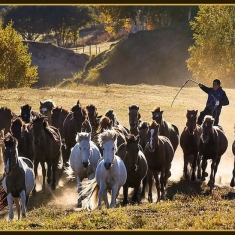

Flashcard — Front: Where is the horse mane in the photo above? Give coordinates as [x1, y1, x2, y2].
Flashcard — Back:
[98, 129, 117, 147]
[0, 107, 14, 116]
[53, 106, 69, 114]
[126, 134, 138, 144]
[86, 104, 97, 112]
[4, 132, 17, 147]
[202, 115, 214, 124]
[76, 132, 90, 143]
[21, 104, 31, 109]
[11, 117, 25, 126]
[149, 120, 158, 129]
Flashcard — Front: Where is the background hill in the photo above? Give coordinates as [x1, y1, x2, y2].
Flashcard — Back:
[25, 22, 194, 88]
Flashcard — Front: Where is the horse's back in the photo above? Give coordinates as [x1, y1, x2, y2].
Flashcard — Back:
[215, 127, 228, 155]
[159, 135, 174, 163]
[164, 121, 179, 152]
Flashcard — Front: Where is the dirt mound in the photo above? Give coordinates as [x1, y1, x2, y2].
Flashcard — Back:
[23, 41, 90, 87]
[81, 22, 194, 87]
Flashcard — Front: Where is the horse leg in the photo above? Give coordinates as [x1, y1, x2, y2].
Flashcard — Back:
[122, 183, 129, 206]
[76, 175, 82, 208]
[13, 198, 20, 220]
[191, 154, 197, 181]
[20, 190, 26, 218]
[147, 171, 153, 203]
[208, 157, 221, 190]
[197, 154, 202, 179]
[98, 183, 106, 208]
[33, 159, 39, 194]
[40, 161, 46, 189]
[152, 171, 161, 203]
[160, 170, 166, 201]
[110, 184, 119, 208]
[63, 147, 70, 168]
[132, 183, 141, 204]
[201, 158, 208, 181]
[141, 176, 147, 199]
[183, 154, 190, 179]
[51, 163, 57, 190]
[7, 193, 14, 221]
[47, 163, 52, 185]
[230, 159, 235, 187]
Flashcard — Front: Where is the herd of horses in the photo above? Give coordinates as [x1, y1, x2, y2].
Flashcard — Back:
[0, 99, 233, 220]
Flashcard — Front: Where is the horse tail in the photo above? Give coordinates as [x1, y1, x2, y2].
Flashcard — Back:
[0, 179, 7, 211]
[78, 178, 99, 211]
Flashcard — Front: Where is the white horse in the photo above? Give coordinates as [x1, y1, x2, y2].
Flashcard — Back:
[0, 133, 35, 220]
[80, 129, 127, 210]
[69, 132, 101, 207]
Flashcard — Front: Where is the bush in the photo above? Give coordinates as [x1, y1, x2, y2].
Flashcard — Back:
[0, 22, 38, 89]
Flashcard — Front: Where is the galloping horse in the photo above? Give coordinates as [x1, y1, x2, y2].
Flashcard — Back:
[20, 104, 39, 123]
[0, 133, 35, 220]
[180, 110, 202, 181]
[32, 115, 62, 190]
[199, 115, 228, 193]
[62, 100, 88, 167]
[0, 107, 15, 134]
[151, 107, 179, 152]
[69, 132, 101, 207]
[79, 129, 127, 210]
[39, 100, 56, 125]
[122, 134, 148, 206]
[144, 120, 174, 203]
[10, 117, 34, 162]
[128, 105, 142, 136]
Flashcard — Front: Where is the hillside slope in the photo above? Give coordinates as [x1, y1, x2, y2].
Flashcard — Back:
[81, 22, 194, 87]
[23, 41, 90, 87]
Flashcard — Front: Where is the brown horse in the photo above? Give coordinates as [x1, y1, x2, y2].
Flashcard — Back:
[39, 100, 56, 125]
[85, 104, 102, 146]
[151, 107, 179, 152]
[122, 134, 148, 206]
[32, 115, 62, 190]
[51, 106, 70, 137]
[81, 117, 92, 133]
[0, 107, 15, 134]
[97, 116, 126, 160]
[62, 100, 88, 167]
[105, 109, 130, 136]
[128, 105, 142, 136]
[144, 120, 174, 203]
[199, 115, 228, 193]
[20, 104, 39, 123]
[10, 117, 34, 162]
[180, 110, 202, 181]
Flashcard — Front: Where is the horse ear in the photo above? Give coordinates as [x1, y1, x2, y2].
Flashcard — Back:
[29, 106, 32, 110]
[161, 111, 164, 114]
[40, 101, 42, 105]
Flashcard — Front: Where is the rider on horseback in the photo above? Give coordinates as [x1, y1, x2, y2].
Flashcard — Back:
[197, 79, 229, 126]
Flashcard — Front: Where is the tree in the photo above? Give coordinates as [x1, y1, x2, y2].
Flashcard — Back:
[0, 22, 38, 89]
[187, 5, 235, 86]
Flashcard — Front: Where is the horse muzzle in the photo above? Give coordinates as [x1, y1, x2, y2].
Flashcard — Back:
[104, 162, 112, 170]
[82, 162, 89, 168]
[201, 136, 209, 144]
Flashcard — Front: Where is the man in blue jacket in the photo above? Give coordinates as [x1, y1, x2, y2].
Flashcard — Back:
[197, 79, 229, 126]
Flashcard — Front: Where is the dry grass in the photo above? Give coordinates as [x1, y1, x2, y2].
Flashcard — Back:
[0, 83, 235, 230]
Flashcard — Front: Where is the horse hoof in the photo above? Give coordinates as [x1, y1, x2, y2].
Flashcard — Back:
[122, 200, 128, 206]
[22, 213, 26, 218]
[201, 176, 206, 181]
[148, 197, 153, 203]
[51, 184, 56, 190]
[184, 174, 190, 180]
[230, 179, 235, 187]
[191, 175, 196, 181]
[47, 178, 51, 184]
[204, 172, 208, 177]
[207, 180, 214, 188]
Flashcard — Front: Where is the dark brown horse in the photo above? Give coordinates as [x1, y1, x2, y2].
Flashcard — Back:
[20, 104, 39, 123]
[151, 107, 179, 152]
[128, 105, 142, 136]
[10, 117, 34, 162]
[85, 104, 102, 145]
[122, 134, 148, 206]
[81, 117, 92, 133]
[0, 107, 15, 134]
[199, 115, 228, 193]
[97, 116, 126, 160]
[32, 115, 62, 190]
[180, 110, 202, 181]
[51, 106, 70, 137]
[39, 100, 56, 125]
[105, 109, 130, 136]
[144, 120, 174, 203]
[62, 100, 88, 167]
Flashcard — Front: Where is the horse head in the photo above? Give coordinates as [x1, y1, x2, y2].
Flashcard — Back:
[105, 109, 119, 127]
[20, 104, 32, 123]
[126, 134, 140, 172]
[39, 100, 56, 118]
[3, 133, 18, 176]
[32, 115, 47, 145]
[151, 107, 163, 124]
[148, 120, 160, 152]
[10, 117, 24, 141]
[98, 129, 117, 170]
[201, 115, 214, 144]
[86, 104, 99, 127]
[186, 110, 198, 135]
[139, 121, 149, 150]
[129, 105, 141, 130]
[97, 116, 113, 134]
[76, 132, 91, 168]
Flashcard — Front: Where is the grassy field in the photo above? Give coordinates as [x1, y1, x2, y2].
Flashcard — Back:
[0, 83, 235, 230]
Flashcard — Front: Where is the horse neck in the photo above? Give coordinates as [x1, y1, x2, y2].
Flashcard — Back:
[130, 127, 139, 135]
